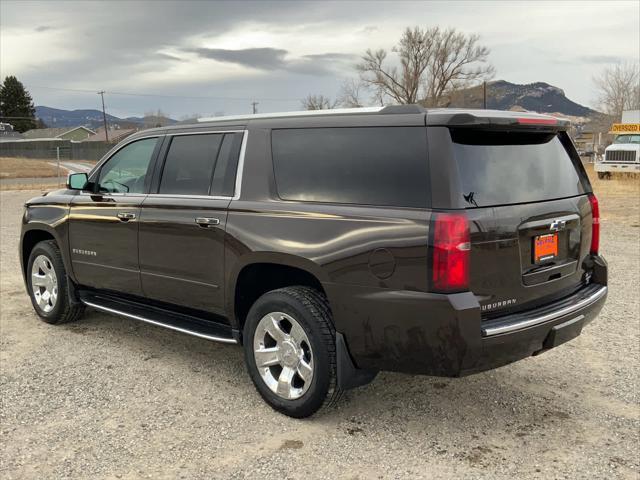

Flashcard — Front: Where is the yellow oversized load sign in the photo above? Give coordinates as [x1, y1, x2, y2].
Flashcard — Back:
[610, 123, 640, 133]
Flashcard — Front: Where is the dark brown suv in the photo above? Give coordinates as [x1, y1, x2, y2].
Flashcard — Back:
[20, 105, 608, 417]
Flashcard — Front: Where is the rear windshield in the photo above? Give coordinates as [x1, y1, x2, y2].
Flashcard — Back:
[451, 130, 587, 208]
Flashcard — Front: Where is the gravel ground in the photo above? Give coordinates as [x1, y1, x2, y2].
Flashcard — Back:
[1, 188, 638, 479]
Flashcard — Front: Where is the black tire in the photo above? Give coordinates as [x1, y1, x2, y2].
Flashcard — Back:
[243, 286, 342, 418]
[597, 172, 607, 180]
[26, 240, 85, 325]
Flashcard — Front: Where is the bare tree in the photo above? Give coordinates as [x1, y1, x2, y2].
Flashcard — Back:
[301, 94, 338, 110]
[425, 29, 495, 106]
[357, 27, 435, 104]
[357, 26, 493, 107]
[593, 62, 640, 120]
[337, 78, 366, 107]
[144, 109, 171, 128]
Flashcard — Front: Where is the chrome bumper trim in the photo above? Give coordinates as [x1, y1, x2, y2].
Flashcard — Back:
[482, 285, 607, 337]
[82, 300, 238, 344]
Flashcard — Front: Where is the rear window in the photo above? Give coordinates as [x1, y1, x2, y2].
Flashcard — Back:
[451, 130, 587, 208]
[158, 132, 242, 197]
[160, 134, 223, 195]
[271, 127, 429, 208]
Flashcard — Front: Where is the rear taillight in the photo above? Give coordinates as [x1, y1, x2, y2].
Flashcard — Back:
[588, 193, 600, 255]
[432, 213, 470, 292]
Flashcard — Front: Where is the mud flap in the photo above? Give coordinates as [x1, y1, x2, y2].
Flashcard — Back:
[336, 332, 378, 390]
[67, 279, 83, 306]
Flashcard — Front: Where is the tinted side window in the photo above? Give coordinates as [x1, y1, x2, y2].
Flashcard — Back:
[98, 137, 158, 194]
[272, 127, 429, 208]
[451, 130, 587, 208]
[159, 134, 223, 195]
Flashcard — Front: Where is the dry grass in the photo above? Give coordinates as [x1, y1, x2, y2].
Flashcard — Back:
[584, 162, 639, 195]
[584, 163, 640, 227]
[0, 157, 61, 179]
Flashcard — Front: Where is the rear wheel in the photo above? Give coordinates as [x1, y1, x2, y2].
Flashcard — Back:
[26, 240, 84, 324]
[243, 286, 342, 418]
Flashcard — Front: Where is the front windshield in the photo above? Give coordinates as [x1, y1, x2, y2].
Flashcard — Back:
[613, 134, 640, 144]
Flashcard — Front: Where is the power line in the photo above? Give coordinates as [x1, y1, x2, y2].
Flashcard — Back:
[26, 85, 301, 103]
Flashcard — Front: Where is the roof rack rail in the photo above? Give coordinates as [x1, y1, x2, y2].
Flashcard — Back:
[198, 106, 385, 123]
[379, 104, 425, 114]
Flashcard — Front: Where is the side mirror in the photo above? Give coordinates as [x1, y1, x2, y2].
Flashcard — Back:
[67, 172, 89, 190]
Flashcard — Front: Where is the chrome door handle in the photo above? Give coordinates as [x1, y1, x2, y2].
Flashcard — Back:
[117, 212, 136, 221]
[195, 217, 220, 227]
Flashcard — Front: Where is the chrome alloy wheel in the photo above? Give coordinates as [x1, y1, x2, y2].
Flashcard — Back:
[253, 312, 314, 400]
[31, 255, 58, 313]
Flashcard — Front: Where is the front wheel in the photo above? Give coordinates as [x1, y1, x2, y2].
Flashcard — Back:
[243, 286, 342, 418]
[26, 240, 84, 324]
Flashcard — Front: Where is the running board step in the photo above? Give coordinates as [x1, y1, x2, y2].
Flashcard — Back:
[79, 292, 237, 344]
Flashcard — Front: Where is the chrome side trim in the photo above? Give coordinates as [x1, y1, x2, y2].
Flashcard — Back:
[167, 129, 243, 136]
[82, 300, 237, 344]
[79, 192, 147, 197]
[146, 193, 232, 200]
[482, 286, 607, 337]
[232, 130, 248, 200]
[89, 130, 248, 200]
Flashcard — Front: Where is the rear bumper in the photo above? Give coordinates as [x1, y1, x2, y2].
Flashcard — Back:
[328, 256, 608, 377]
[464, 283, 606, 376]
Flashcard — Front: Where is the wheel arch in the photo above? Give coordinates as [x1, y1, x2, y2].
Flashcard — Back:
[21, 225, 72, 284]
[228, 253, 331, 334]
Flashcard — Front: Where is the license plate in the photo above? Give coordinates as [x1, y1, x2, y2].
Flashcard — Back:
[533, 233, 558, 263]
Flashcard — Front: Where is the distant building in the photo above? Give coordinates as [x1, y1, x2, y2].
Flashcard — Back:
[87, 127, 137, 143]
[574, 128, 599, 155]
[22, 126, 96, 141]
[0, 122, 24, 141]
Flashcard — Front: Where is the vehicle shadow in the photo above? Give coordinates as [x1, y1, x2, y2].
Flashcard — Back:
[70, 309, 575, 435]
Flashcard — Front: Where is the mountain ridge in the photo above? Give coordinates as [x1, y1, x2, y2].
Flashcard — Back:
[34, 80, 599, 128]
[34, 106, 178, 129]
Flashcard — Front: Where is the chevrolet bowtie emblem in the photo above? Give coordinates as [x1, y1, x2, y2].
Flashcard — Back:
[549, 220, 567, 231]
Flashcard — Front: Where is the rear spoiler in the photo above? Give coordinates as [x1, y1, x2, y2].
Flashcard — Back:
[426, 109, 570, 131]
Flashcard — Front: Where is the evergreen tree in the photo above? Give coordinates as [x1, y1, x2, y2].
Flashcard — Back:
[0, 76, 37, 132]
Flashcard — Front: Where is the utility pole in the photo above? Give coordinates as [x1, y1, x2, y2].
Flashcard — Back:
[482, 81, 487, 109]
[251, 101, 258, 114]
[98, 91, 109, 142]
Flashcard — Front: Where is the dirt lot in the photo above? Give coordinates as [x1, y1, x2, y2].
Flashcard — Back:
[0, 174, 638, 479]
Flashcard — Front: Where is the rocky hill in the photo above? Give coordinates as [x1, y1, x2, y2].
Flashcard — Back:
[446, 80, 598, 118]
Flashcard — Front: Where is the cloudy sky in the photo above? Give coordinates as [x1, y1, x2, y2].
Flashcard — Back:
[1, 0, 638, 118]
